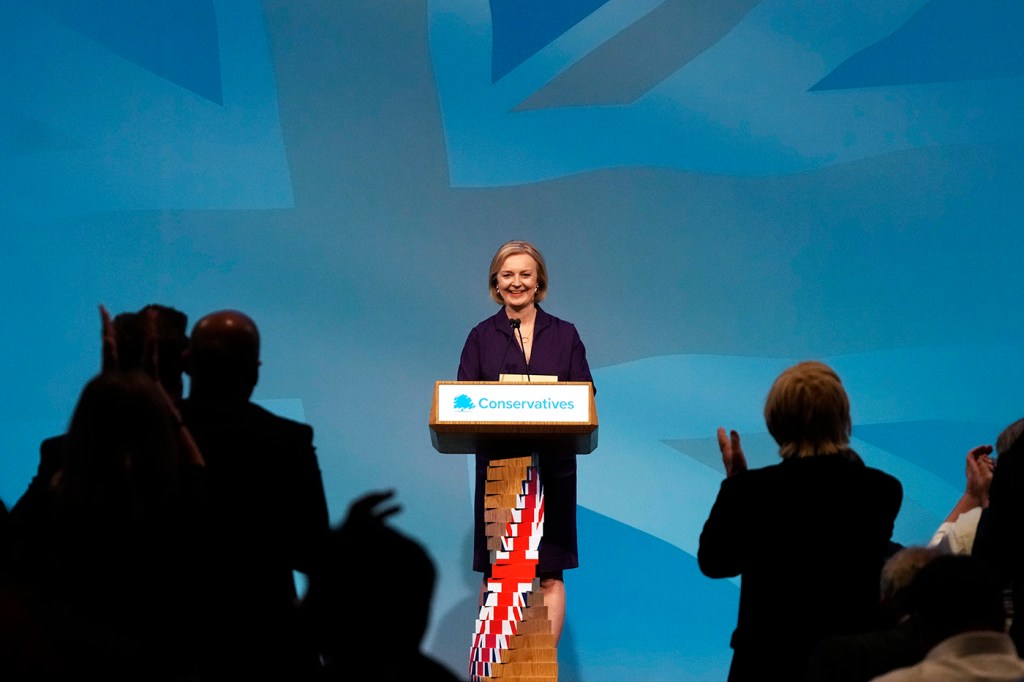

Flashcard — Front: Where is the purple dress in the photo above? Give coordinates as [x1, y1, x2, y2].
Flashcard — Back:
[457, 306, 594, 574]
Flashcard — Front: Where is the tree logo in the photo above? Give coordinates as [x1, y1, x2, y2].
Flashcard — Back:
[454, 394, 475, 411]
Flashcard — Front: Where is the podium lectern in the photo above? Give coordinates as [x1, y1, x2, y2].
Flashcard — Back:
[430, 381, 597, 682]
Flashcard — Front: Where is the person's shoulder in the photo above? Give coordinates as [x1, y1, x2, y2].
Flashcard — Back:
[479, 307, 506, 326]
[39, 434, 66, 465]
[536, 307, 581, 336]
[243, 402, 313, 437]
[861, 463, 903, 490]
[808, 454, 902, 494]
[849, 462, 903, 512]
[707, 464, 785, 512]
[184, 398, 313, 441]
[744, 459, 790, 477]
[40, 434, 66, 450]
[465, 308, 506, 336]
[752, 455, 891, 489]
[720, 461, 786, 489]
[537, 306, 573, 326]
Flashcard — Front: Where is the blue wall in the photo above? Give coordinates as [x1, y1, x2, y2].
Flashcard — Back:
[3, 1, 1023, 678]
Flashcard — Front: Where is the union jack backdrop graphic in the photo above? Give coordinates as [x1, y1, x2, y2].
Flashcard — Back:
[432, 0, 1024, 183]
[2, 1, 1023, 679]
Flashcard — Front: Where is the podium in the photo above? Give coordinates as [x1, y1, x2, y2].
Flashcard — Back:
[430, 381, 597, 682]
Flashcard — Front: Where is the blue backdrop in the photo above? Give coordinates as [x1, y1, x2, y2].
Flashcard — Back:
[3, 1, 1023, 679]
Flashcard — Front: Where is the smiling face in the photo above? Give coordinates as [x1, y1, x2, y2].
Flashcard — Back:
[495, 253, 539, 312]
[487, 240, 548, 306]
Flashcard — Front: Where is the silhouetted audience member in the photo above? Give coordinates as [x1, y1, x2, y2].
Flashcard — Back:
[101, 305, 186, 382]
[12, 304, 189, 519]
[698, 360, 903, 682]
[807, 545, 941, 682]
[871, 554, 1024, 681]
[973, 417, 1024, 655]
[99, 303, 189, 403]
[301, 490, 460, 681]
[180, 309, 330, 679]
[7, 371, 211, 681]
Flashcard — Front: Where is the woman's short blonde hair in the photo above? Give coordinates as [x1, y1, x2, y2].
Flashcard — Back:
[764, 360, 852, 459]
[488, 240, 549, 305]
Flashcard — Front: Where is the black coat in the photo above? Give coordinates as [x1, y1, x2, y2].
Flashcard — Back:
[698, 453, 903, 682]
[180, 397, 330, 677]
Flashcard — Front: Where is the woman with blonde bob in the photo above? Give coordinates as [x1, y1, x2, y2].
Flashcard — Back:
[458, 239, 593, 647]
[698, 360, 903, 682]
[765, 360, 853, 459]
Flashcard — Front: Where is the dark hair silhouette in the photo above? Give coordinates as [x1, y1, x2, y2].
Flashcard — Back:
[56, 370, 182, 516]
[908, 554, 1006, 651]
[13, 370, 212, 680]
[301, 495, 459, 679]
[304, 519, 435, 655]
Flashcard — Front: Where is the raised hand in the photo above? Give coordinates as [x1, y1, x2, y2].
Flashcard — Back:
[717, 427, 748, 477]
[342, 489, 402, 531]
[966, 445, 995, 507]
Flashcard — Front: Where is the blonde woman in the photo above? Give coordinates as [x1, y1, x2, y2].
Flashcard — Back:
[698, 361, 903, 681]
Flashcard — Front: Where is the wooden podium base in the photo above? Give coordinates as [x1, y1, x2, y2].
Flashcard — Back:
[469, 455, 558, 681]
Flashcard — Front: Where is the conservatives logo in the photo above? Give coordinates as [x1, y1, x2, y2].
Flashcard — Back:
[454, 393, 575, 412]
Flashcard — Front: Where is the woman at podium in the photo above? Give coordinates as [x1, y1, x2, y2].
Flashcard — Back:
[457, 239, 594, 645]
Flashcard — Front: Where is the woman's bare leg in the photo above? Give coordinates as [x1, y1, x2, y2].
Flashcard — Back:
[538, 576, 565, 645]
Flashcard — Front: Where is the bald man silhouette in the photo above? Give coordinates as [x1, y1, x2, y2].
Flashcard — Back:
[182, 310, 329, 679]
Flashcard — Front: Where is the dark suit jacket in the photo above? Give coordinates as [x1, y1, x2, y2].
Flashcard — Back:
[181, 398, 328, 598]
[698, 453, 903, 682]
[180, 398, 329, 675]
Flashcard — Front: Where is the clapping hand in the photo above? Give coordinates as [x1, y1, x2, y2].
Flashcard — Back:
[342, 489, 402, 532]
[966, 445, 995, 508]
[717, 427, 748, 477]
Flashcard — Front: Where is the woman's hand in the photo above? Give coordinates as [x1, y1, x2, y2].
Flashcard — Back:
[717, 427, 748, 477]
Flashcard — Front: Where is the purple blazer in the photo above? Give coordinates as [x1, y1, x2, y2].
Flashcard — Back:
[457, 306, 593, 384]
[458, 306, 594, 573]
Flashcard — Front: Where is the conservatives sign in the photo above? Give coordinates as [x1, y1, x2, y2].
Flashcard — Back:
[436, 382, 592, 424]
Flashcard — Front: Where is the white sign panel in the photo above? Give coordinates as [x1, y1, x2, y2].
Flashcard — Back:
[437, 383, 591, 423]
